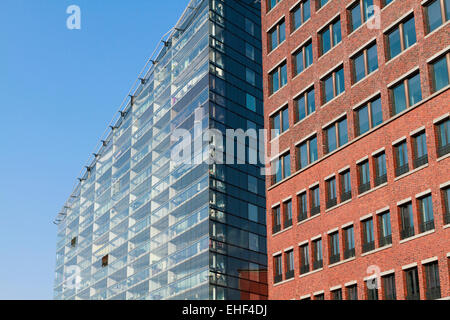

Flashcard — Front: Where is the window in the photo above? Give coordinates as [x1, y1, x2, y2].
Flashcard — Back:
[274, 254, 283, 283]
[248, 175, 258, 194]
[366, 279, 379, 300]
[326, 177, 337, 208]
[424, 261, 441, 299]
[70, 237, 77, 248]
[349, 0, 375, 32]
[267, 0, 282, 11]
[284, 199, 293, 228]
[310, 185, 321, 216]
[246, 68, 256, 86]
[273, 206, 281, 234]
[319, 18, 342, 56]
[347, 285, 358, 300]
[325, 117, 348, 153]
[391, 72, 422, 115]
[300, 244, 310, 274]
[394, 141, 409, 177]
[355, 96, 383, 136]
[272, 152, 291, 184]
[318, 0, 329, 10]
[314, 293, 325, 300]
[101, 254, 109, 267]
[362, 218, 375, 253]
[382, 274, 397, 300]
[425, 0, 449, 33]
[352, 43, 378, 84]
[298, 192, 308, 222]
[285, 250, 295, 279]
[312, 238, 323, 269]
[374, 152, 387, 186]
[443, 186, 450, 224]
[245, 18, 255, 36]
[291, 0, 311, 31]
[269, 62, 288, 95]
[386, 15, 416, 60]
[399, 202, 415, 239]
[378, 211, 392, 247]
[271, 106, 289, 138]
[358, 160, 371, 194]
[430, 54, 450, 92]
[329, 232, 340, 264]
[295, 87, 315, 122]
[248, 204, 258, 223]
[331, 288, 343, 300]
[268, 19, 286, 52]
[412, 131, 428, 168]
[322, 66, 345, 104]
[293, 40, 313, 76]
[245, 42, 255, 60]
[436, 118, 450, 157]
[297, 135, 318, 169]
[383, 0, 395, 7]
[340, 169, 352, 202]
[343, 226, 355, 259]
[246, 93, 256, 112]
[418, 194, 435, 233]
[405, 267, 420, 300]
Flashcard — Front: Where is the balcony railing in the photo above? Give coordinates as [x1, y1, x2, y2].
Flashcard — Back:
[413, 154, 428, 168]
[425, 287, 441, 300]
[419, 220, 435, 233]
[326, 197, 337, 209]
[300, 264, 310, 275]
[343, 248, 355, 259]
[272, 224, 281, 234]
[358, 182, 371, 194]
[285, 269, 295, 280]
[395, 163, 409, 177]
[362, 241, 375, 253]
[406, 292, 420, 300]
[400, 226, 415, 240]
[445, 211, 450, 225]
[298, 211, 308, 223]
[274, 274, 283, 284]
[313, 259, 323, 270]
[384, 292, 397, 300]
[284, 218, 293, 229]
[374, 173, 387, 187]
[437, 143, 450, 158]
[310, 205, 320, 216]
[329, 253, 340, 264]
[379, 234, 392, 247]
[341, 190, 352, 202]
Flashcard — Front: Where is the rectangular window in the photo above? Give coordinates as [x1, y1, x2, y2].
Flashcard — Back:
[293, 40, 313, 76]
[272, 152, 291, 184]
[292, 0, 311, 31]
[405, 267, 420, 300]
[355, 96, 383, 136]
[366, 279, 378, 300]
[331, 289, 343, 300]
[274, 254, 283, 283]
[394, 141, 409, 177]
[443, 186, 450, 224]
[386, 15, 416, 60]
[412, 131, 428, 168]
[329, 232, 340, 264]
[399, 202, 415, 239]
[374, 152, 387, 186]
[298, 192, 308, 222]
[436, 118, 450, 157]
[319, 17, 342, 56]
[425, 0, 449, 33]
[378, 211, 392, 247]
[273, 206, 281, 234]
[343, 226, 355, 259]
[300, 244, 310, 274]
[351, 42, 378, 84]
[383, 0, 395, 7]
[326, 177, 337, 208]
[246, 93, 256, 112]
[325, 117, 348, 153]
[285, 250, 295, 279]
[310, 185, 321, 216]
[382, 274, 397, 300]
[271, 106, 289, 138]
[246, 68, 256, 86]
[347, 285, 358, 300]
[430, 53, 450, 92]
[312, 238, 323, 270]
[295, 87, 315, 122]
[418, 194, 435, 233]
[322, 66, 345, 104]
[267, 0, 282, 11]
[424, 261, 441, 299]
[340, 169, 352, 202]
[284, 199, 293, 228]
[362, 218, 375, 253]
[318, 0, 329, 9]
[349, 0, 375, 32]
[358, 160, 371, 194]
[297, 135, 318, 169]
[268, 19, 286, 52]
[269, 62, 288, 95]
[391, 72, 422, 115]
[245, 42, 255, 61]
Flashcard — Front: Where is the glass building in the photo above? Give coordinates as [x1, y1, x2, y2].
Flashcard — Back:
[54, 0, 267, 300]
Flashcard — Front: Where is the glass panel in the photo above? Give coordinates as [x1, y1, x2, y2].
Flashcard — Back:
[333, 20, 342, 45]
[432, 57, 449, 91]
[335, 67, 345, 95]
[427, 0, 443, 33]
[358, 105, 370, 135]
[403, 17, 417, 49]
[354, 53, 366, 82]
[327, 126, 337, 153]
[324, 75, 334, 103]
[367, 44, 378, 73]
[408, 74, 422, 106]
[307, 89, 315, 114]
[321, 28, 331, 54]
[351, 4, 362, 31]
[393, 82, 406, 114]
[338, 118, 348, 145]
[309, 137, 318, 162]
[297, 96, 306, 121]
[370, 97, 383, 127]
[388, 28, 401, 59]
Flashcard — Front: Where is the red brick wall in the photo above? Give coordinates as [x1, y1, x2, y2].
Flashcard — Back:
[262, 0, 450, 300]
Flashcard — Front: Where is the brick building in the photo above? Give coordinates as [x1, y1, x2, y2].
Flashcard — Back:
[262, 0, 449, 299]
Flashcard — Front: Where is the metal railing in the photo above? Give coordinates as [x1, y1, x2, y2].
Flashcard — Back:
[400, 226, 415, 239]
[274, 274, 283, 284]
[326, 197, 337, 209]
[313, 259, 323, 270]
[284, 218, 293, 228]
[374, 173, 387, 187]
[272, 224, 281, 234]
[341, 190, 352, 202]
[329, 253, 340, 264]
[419, 220, 435, 233]
[300, 264, 310, 275]
[425, 287, 441, 300]
[395, 163, 409, 177]
[285, 269, 295, 280]
[406, 292, 420, 300]
[445, 211, 450, 225]
[362, 241, 375, 253]
[310, 205, 320, 216]
[298, 211, 308, 223]
[413, 154, 428, 168]
[379, 234, 392, 247]
[437, 143, 450, 158]
[358, 182, 371, 194]
[343, 248, 355, 259]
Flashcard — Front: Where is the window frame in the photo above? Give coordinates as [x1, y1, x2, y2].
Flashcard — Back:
[321, 65, 345, 104]
[319, 17, 342, 56]
[385, 15, 417, 61]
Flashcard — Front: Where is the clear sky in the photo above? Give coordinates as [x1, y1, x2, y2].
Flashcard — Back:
[0, 0, 190, 300]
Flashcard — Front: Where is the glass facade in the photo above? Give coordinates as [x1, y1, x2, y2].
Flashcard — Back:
[54, 0, 267, 300]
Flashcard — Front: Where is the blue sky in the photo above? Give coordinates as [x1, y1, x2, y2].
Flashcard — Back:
[0, 0, 190, 299]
